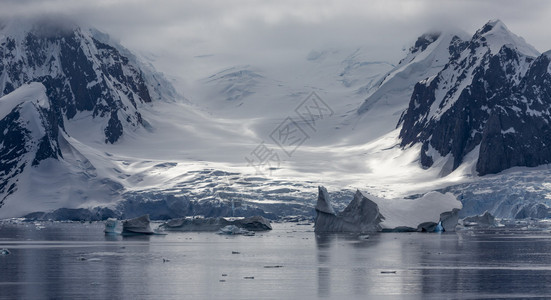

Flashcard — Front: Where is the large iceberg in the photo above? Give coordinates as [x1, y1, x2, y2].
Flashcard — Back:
[122, 214, 154, 235]
[315, 187, 383, 233]
[314, 186, 462, 233]
[160, 216, 272, 232]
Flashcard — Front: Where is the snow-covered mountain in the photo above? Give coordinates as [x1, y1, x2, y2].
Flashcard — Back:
[347, 30, 470, 142]
[2, 18, 551, 221]
[0, 18, 349, 219]
[397, 19, 551, 176]
[0, 18, 175, 212]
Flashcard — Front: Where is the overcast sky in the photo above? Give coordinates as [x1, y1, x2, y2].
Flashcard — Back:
[3, 0, 551, 85]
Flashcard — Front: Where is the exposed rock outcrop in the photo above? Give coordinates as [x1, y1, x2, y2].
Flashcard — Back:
[397, 20, 551, 176]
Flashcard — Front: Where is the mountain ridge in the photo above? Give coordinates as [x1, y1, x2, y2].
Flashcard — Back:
[397, 19, 551, 176]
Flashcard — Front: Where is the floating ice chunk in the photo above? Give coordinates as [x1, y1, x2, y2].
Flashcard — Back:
[439, 208, 460, 232]
[122, 214, 154, 235]
[417, 222, 438, 232]
[160, 216, 272, 232]
[218, 225, 255, 236]
[435, 221, 444, 232]
[104, 218, 120, 234]
[315, 186, 336, 216]
[314, 187, 383, 233]
[462, 211, 497, 227]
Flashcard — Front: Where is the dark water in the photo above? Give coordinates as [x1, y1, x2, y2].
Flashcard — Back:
[2, 221, 551, 299]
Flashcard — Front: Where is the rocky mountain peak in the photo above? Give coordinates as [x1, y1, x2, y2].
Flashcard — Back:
[0, 18, 174, 207]
[397, 20, 551, 176]
[471, 19, 539, 57]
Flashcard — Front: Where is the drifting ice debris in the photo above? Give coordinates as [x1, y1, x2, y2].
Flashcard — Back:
[218, 225, 255, 236]
[462, 211, 497, 227]
[104, 218, 120, 234]
[122, 214, 154, 235]
[314, 187, 384, 233]
[160, 216, 272, 232]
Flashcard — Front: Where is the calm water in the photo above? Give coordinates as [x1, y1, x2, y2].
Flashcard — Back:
[2, 221, 551, 299]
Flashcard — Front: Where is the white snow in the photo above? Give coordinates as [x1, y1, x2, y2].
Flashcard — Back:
[481, 20, 540, 58]
[0, 82, 48, 120]
[501, 127, 516, 134]
[369, 191, 461, 229]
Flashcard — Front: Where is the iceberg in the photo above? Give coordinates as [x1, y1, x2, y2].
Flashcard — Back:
[104, 218, 120, 234]
[435, 221, 444, 232]
[439, 208, 461, 232]
[315, 187, 384, 233]
[160, 216, 272, 232]
[315, 186, 462, 233]
[461, 211, 497, 227]
[122, 214, 154, 235]
[417, 222, 438, 232]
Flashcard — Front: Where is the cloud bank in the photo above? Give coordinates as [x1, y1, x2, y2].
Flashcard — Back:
[2, 0, 551, 84]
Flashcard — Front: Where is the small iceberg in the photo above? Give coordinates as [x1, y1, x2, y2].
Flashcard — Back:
[104, 218, 120, 234]
[435, 221, 444, 232]
[122, 214, 154, 235]
[461, 211, 497, 227]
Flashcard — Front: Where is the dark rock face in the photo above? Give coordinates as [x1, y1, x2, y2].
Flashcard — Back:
[314, 186, 384, 233]
[398, 20, 551, 176]
[0, 88, 61, 207]
[0, 108, 31, 205]
[410, 32, 441, 54]
[0, 22, 159, 207]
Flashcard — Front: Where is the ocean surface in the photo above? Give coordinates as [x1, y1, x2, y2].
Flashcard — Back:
[2, 221, 551, 299]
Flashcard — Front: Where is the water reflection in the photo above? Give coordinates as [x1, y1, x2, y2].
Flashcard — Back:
[315, 233, 380, 298]
[4, 222, 551, 298]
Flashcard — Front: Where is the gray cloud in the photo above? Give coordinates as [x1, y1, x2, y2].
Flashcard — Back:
[2, 0, 551, 84]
